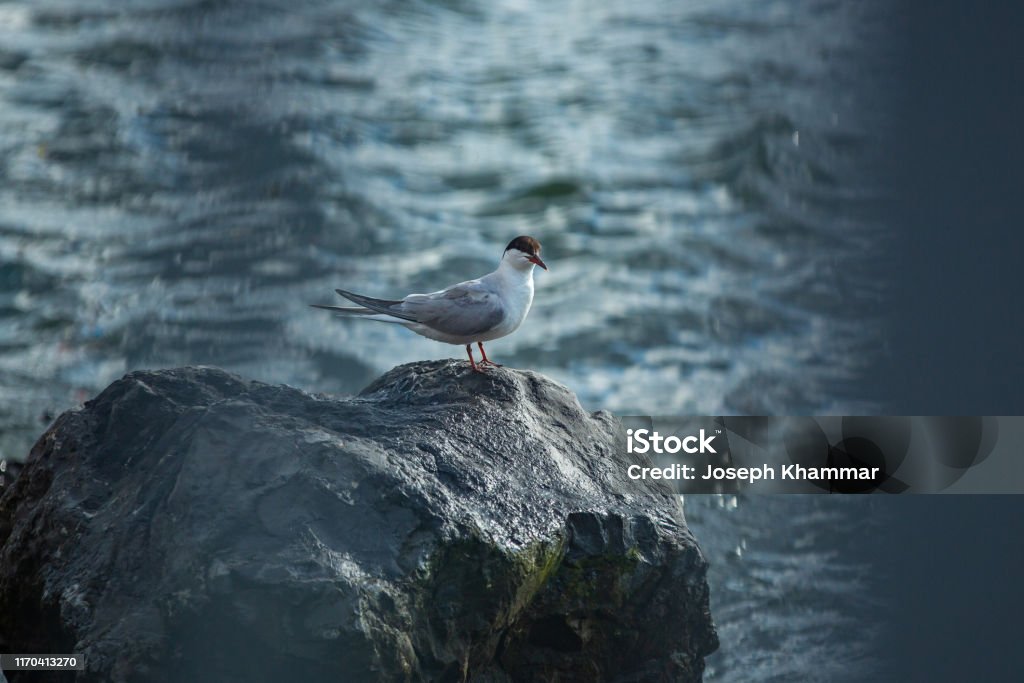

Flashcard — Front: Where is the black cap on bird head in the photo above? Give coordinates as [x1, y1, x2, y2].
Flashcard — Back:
[503, 235, 547, 270]
[504, 235, 541, 256]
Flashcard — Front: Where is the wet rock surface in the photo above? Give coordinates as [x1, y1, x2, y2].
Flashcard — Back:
[0, 362, 717, 682]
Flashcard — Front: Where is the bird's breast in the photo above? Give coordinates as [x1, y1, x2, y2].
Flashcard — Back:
[499, 280, 534, 332]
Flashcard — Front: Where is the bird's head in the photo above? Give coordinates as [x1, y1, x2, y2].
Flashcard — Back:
[502, 235, 547, 272]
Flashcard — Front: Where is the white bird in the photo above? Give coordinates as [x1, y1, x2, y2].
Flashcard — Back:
[312, 236, 547, 372]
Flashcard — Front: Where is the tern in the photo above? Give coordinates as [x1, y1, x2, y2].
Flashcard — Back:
[311, 236, 547, 372]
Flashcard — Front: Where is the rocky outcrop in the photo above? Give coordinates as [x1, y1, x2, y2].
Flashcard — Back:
[0, 362, 717, 682]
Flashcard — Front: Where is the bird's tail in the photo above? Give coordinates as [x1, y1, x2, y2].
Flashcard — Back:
[310, 288, 419, 325]
[333, 288, 417, 322]
[309, 303, 377, 315]
[309, 303, 411, 325]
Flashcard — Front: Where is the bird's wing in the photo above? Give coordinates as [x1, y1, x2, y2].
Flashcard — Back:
[402, 281, 505, 337]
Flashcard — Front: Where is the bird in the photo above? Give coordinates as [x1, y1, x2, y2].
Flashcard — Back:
[311, 236, 547, 372]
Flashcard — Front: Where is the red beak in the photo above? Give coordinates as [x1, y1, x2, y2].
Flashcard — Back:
[528, 255, 548, 270]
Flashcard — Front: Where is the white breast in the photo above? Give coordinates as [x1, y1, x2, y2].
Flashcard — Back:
[477, 268, 534, 342]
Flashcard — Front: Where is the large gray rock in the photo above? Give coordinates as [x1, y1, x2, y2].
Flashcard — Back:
[0, 362, 717, 682]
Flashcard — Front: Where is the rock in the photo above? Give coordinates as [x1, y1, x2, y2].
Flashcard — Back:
[0, 460, 20, 490]
[0, 362, 717, 682]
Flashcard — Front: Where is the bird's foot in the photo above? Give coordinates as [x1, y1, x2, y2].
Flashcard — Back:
[478, 359, 503, 368]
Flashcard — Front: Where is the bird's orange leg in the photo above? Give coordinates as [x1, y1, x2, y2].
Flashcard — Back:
[477, 342, 502, 367]
[466, 344, 485, 373]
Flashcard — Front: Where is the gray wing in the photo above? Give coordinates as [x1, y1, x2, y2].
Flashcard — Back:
[402, 281, 505, 336]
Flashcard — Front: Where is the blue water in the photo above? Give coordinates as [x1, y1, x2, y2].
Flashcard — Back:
[0, 1, 895, 680]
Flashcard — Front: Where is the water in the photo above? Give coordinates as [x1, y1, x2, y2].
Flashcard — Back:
[685, 495, 888, 682]
[0, 1, 894, 680]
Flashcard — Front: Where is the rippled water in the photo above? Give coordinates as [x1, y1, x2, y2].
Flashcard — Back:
[0, 0, 894, 680]
[686, 495, 888, 682]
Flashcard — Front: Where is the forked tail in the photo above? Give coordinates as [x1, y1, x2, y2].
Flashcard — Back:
[310, 288, 417, 324]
